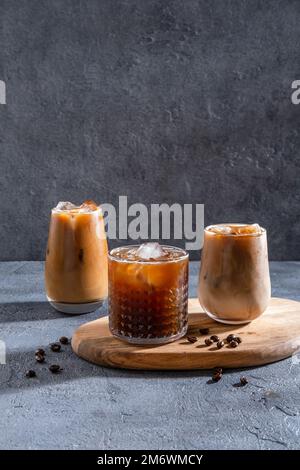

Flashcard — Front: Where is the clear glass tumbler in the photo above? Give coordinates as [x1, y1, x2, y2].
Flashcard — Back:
[108, 244, 189, 344]
[198, 224, 271, 324]
[45, 200, 108, 314]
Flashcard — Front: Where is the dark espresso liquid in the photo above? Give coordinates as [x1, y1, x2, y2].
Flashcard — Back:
[108, 246, 189, 344]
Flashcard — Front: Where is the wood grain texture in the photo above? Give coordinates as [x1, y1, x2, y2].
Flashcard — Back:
[71, 298, 300, 370]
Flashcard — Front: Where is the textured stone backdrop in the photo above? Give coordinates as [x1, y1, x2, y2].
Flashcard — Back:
[0, 0, 299, 260]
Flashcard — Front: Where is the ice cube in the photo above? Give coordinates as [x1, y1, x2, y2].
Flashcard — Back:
[248, 223, 261, 234]
[236, 224, 262, 235]
[79, 200, 99, 212]
[210, 225, 232, 235]
[54, 201, 77, 211]
[135, 242, 165, 260]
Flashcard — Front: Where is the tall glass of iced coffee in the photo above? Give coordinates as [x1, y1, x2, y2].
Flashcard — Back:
[45, 200, 108, 314]
[198, 224, 271, 324]
[109, 243, 189, 344]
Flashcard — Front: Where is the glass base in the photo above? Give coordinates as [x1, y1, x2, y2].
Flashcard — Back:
[110, 325, 188, 345]
[48, 298, 104, 315]
[204, 310, 252, 325]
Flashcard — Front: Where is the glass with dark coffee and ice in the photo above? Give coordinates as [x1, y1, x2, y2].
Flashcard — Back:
[198, 224, 271, 324]
[45, 200, 108, 314]
[109, 243, 189, 344]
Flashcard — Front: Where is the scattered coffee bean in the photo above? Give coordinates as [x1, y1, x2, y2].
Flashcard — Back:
[25, 370, 36, 378]
[217, 340, 225, 349]
[50, 343, 61, 352]
[212, 371, 222, 382]
[59, 336, 69, 345]
[210, 335, 220, 343]
[240, 377, 248, 386]
[49, 364, 62, 374]
[35, 348, 45, 356]
[199, 328, 209, 335]
[35, 353, 45, 363]
[205, 338, 213, 346]
[235, 337, 242, 344]
[187, 335, 197, 344]
[226, 334, 237, 343]
[230, 340, 238, 348]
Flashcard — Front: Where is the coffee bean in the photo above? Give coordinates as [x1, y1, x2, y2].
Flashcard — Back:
[199, 328, 209, 335]
[217, 340, 225, 349]
[212, 371, 222, 382]
[240, 377, 248, 386]
[25, 370, 36, 378]
[50, 343, 61, 352]
[210, 335, 220, 343]
[187, 336, 197, 344]
[205, 338, 213, 346]
[49, 364, 62, 374]
[226, 334, 237, 343]
[230, 340, 238, 348]
[35, 353, 45, 363]
[35, 348, 45, 356]
[235, 337, 242, 344]
[59, 336, 69, 345]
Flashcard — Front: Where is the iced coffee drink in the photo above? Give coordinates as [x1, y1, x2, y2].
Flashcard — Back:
[109, 243, 189, 344]
[198, 224, 271, 324]
[45, 200, 108, 314]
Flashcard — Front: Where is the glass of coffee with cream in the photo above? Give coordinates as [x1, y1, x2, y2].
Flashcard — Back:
[198, 224, 271, 324]
[45, 200, 108, 314]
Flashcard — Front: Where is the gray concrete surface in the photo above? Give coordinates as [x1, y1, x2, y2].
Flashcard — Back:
[1, 0, 300, 261]
[0, 261, 299, 450]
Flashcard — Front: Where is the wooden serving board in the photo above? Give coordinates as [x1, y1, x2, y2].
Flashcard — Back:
[71, 298, 300, 370]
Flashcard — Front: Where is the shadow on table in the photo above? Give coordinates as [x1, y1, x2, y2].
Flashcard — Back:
[0, 302, 65, 322]
[1, 345, 228, 395]
[2, 343, 280, 397]
[0, 301, 107, 323]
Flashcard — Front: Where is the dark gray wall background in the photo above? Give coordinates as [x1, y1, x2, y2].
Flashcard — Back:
[0, 0, 299, 261]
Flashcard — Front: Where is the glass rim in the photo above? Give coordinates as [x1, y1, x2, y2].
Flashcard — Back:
[51, 206, 102, 215]
[204, 224, 266, 237]
[108, 244, 189, 264]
